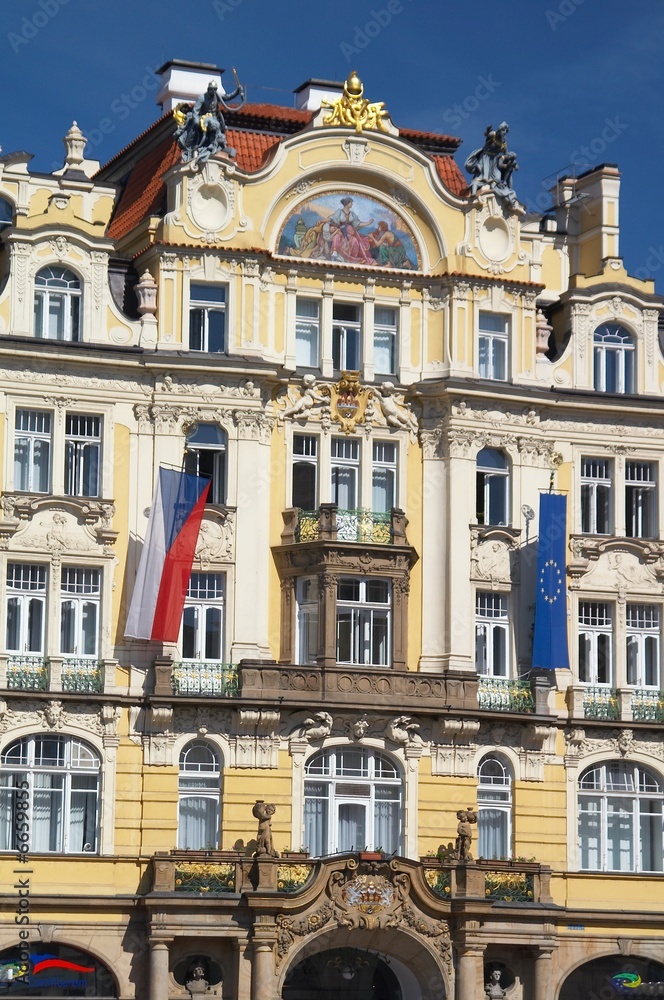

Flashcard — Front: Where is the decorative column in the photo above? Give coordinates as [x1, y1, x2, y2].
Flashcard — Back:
[455, 946, 484, 1000]
[252, 938, 276, 1000]
[533, 947, 555, 1000]
[149, 940, 170, 1000]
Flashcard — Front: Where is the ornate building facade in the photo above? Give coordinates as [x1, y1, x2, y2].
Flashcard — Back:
[0, 58, 662, 1000]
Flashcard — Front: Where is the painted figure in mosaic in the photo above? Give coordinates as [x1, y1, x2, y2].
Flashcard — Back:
[465, 122, 520, 208]
[455, 807, 478, 861]
[174, 76, 245, 164]
[369, 221, 411, 268]
[253, 800, 279, 857]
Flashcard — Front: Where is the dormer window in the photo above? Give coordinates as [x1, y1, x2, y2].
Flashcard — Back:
[593, 323, 634, 393]
[34, 266, 81, 341]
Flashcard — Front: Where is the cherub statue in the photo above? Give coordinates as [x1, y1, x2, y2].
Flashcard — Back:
[455, 807, 478, 861]
[252, 800, 279, 857]
[373, 383, 418, 434]
[279, 374, 328, 420]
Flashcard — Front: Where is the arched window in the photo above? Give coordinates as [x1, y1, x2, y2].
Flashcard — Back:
[178, 740, 221, 850]
[579, 761, 663, 872]
[34, 266, 81, 341]
[476, 448, 509, 526]
[184, 424, 226, 505]
[477, 755, 512, 859]
[304, 747, 402, 857]
[0, 735, 100, 854]
[593, 324, 634, 393]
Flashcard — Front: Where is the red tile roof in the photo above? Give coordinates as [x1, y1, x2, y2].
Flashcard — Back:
[107, 136, 180, 239]
[103, 102, 468, 242]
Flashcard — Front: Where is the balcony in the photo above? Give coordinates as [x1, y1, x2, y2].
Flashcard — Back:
[477, 676, 534, 713]
[631, 688, 664, 723]
[171, 660, 239, 697]
[281, 504, 408, 546]
[582, 685, 620, 721]
[0, 654, 114, 694]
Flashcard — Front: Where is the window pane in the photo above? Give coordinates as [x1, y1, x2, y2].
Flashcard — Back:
[293, 462, 317, 510]
[27, 598, 44, 653]
[338, 802, 366, 852]
[60, 600, 76, 654]
[6, 598, 20, 651]
[207, 309, 225, 353]
[189, 308, 204, 351]
[304, 784, 328, 857]
[606, 798, 633, 871]
[597, 633, 611, 684]
[178, 796, 218, 850]
[183, 606, 198, 659]
[374, 798, 399, 853]
[478, 808, 508, 859]
[579, 798, 601, 869]
[205, 607, 222, 660]
[372, 467, 395, 513]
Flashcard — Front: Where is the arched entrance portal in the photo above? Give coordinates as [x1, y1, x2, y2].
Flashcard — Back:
[560, 955, 664, 999]
[283, 948, 402, 1000]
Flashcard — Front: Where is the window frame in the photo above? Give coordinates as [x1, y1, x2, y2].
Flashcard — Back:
[475, 592, 510, 677]
[33, 266, 82, 342]
[372, 440, 398, 514]
[65, 413, 102, 499]
[295, 297, 321, 368]
[331, 437, 360, 510]
[373, 305, 398, 376]
[580, 457, 613, 535]
[626, 604, 660, 688]
[184, 424, 227, 506]
[578, 601, 613, 686]
[477, 754, 513, 860]
[59, 566, 101, 658]
[0, 734, 101, 855]
[181, 572, 225, 662]
[578, 760, 664, 873]
[332, 302, 362, 372]
[478, 311, 509, 381]
[188, 283, 227, 354]
[476, 448, 509, 527]
[292, 433, 319, 510]
[593, 323, 635, 394]
[335, 576, 391, 667]
[14, 408, 52, 494]
[303, 747, 402, 857]
[177, 739, 222, 851]
[626, 461, 657, 539]
[5, 563, 47, 655]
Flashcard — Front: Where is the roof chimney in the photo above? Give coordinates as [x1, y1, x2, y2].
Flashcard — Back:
[156, 59, 226, 113]
[294, 78, 344, 112]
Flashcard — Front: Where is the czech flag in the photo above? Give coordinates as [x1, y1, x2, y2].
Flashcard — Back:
[125, 467, 210, 642]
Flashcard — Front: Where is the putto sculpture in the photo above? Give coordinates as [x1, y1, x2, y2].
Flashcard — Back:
[454, 807, 478, 861]
[465, 122, 520, 209]
[253, 800, 279, 858]
[174, 69, 245, 164]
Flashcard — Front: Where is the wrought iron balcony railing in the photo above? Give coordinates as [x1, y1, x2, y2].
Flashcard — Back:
[583, 685, 620, 721]
[477, 675, 534, 713]
[61, 657, 103, 693]
[172, 660, 239, 697]
[281, 504, 408, 546]
[631, 688, 664, 723]
[6, 654, 48, 691]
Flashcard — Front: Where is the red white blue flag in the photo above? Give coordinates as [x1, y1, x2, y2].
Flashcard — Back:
[124, 467, 210, 641]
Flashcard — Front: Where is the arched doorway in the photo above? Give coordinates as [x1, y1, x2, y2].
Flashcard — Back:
[283, 948, 401, 1000]
[560, 955, 664, 999]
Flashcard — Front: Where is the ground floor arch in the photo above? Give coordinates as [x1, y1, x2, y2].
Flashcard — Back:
[278, 926, 448, 1000]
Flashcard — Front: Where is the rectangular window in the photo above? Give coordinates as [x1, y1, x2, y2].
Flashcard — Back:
[296, 298, 320, 367]
[333, 303, 362, 371]
[14, 410, 51, 493]
[189, 283, 226, 353]
[182, 572, 225, 661]
[478, 312, 509, 381]
[578, 601, 613, 685]
[626, 604, 660, 688]
[581, 458, 612, 534]
[374, 306, 397, 375]
[292, 434, 318, 510]
[626, 461, 657, 539]
[372, 441, 397, 513]
[296, 576, 319, 665]
[475, 592, 509, 677]
[336, 577, 391, 666]
[60, 567, 100, 657]
[65, 414, 101, 498]
[331, 438, 360, 510]
[184, 425, 226, 505]
[6, 563, 47, 653]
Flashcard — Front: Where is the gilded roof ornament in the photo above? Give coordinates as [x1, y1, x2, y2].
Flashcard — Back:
[322, 71, 388, 134]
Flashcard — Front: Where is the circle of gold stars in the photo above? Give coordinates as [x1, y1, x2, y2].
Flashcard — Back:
[539, 558, 562, 604]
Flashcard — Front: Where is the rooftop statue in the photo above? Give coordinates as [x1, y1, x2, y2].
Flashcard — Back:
[322, 71, 388, 134]
[465, 122, 520, 209]
[174, 69, 246, 164]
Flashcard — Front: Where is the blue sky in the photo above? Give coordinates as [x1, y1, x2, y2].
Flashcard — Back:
[2, 0, 663, 285]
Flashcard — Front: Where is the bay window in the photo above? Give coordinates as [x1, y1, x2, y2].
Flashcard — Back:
[34, 266, 81, 341]
[296, 576, 319, 666]
[336, 577, 391, 666]
[593, 324, 635, 394]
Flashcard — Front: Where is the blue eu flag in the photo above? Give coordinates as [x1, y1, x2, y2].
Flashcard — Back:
[532, 493, 570, 670]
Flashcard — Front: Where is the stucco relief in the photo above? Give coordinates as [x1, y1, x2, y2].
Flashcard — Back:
[569, 540, 663, 596]
[194, 509, 236, 566]
[0, 697, 105, 737]
[470, 529, 519, 585]
[564, 726, 664, 764]
[457, 193, 526, 274]
[275, 860, 451, 975]
[0, 502, 114, 562]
